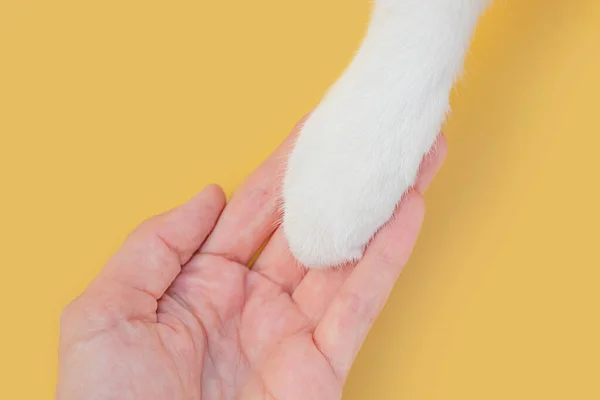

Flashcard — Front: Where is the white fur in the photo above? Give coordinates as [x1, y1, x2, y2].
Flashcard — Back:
[283, 0, 490, 268]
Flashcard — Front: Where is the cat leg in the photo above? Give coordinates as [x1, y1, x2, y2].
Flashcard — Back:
[282, 0, 490, 268]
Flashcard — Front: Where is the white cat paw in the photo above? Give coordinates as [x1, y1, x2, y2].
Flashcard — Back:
[282, 106, 437, 269]
[281, 0, 481, 268]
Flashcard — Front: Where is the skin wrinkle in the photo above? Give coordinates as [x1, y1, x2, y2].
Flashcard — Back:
[151, 323, 188, 400]
[156, 232, 184, 267]
[168, 291, 225, 399]
[234, 318, 249, 396]
[169, 289, 227, 398]
[243, 289, 309, 360]
[310, 333, 344, 388]
[98, 278, 160, 321]
[252, 265, 299, 296]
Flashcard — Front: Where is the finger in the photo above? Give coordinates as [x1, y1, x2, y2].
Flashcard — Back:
[291, 265, 354, 324]
[250, 228, 307, 293]
[415, 134, 448, 194]
[97, 185, 226, 299]
[292, 134, 447, 321]
[313, 192, 426, 381]
[199, 116, 308, 265]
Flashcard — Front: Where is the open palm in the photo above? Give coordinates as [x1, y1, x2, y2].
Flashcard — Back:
[57, 122, 446, 400]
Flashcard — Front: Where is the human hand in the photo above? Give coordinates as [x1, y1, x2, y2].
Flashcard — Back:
[56, 119, 447, 400]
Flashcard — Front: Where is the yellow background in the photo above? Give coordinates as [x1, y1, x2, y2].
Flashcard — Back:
[1, 0, 599, 398]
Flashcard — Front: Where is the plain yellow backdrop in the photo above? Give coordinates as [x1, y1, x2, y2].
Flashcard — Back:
[1, 0, 599, 398]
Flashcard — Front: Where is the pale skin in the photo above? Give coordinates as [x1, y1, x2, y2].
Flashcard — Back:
[57, 118, 447, 400]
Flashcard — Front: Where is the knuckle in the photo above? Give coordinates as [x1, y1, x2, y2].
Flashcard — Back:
[338, 289, 377, 325]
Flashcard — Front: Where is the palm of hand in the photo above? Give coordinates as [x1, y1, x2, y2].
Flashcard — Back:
[57, 125, 445, 400]
[155, 251, 341, 399]
[77, 252, 342, 399]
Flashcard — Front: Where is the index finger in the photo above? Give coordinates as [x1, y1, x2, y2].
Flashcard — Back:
[97, 185, 226, 299]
